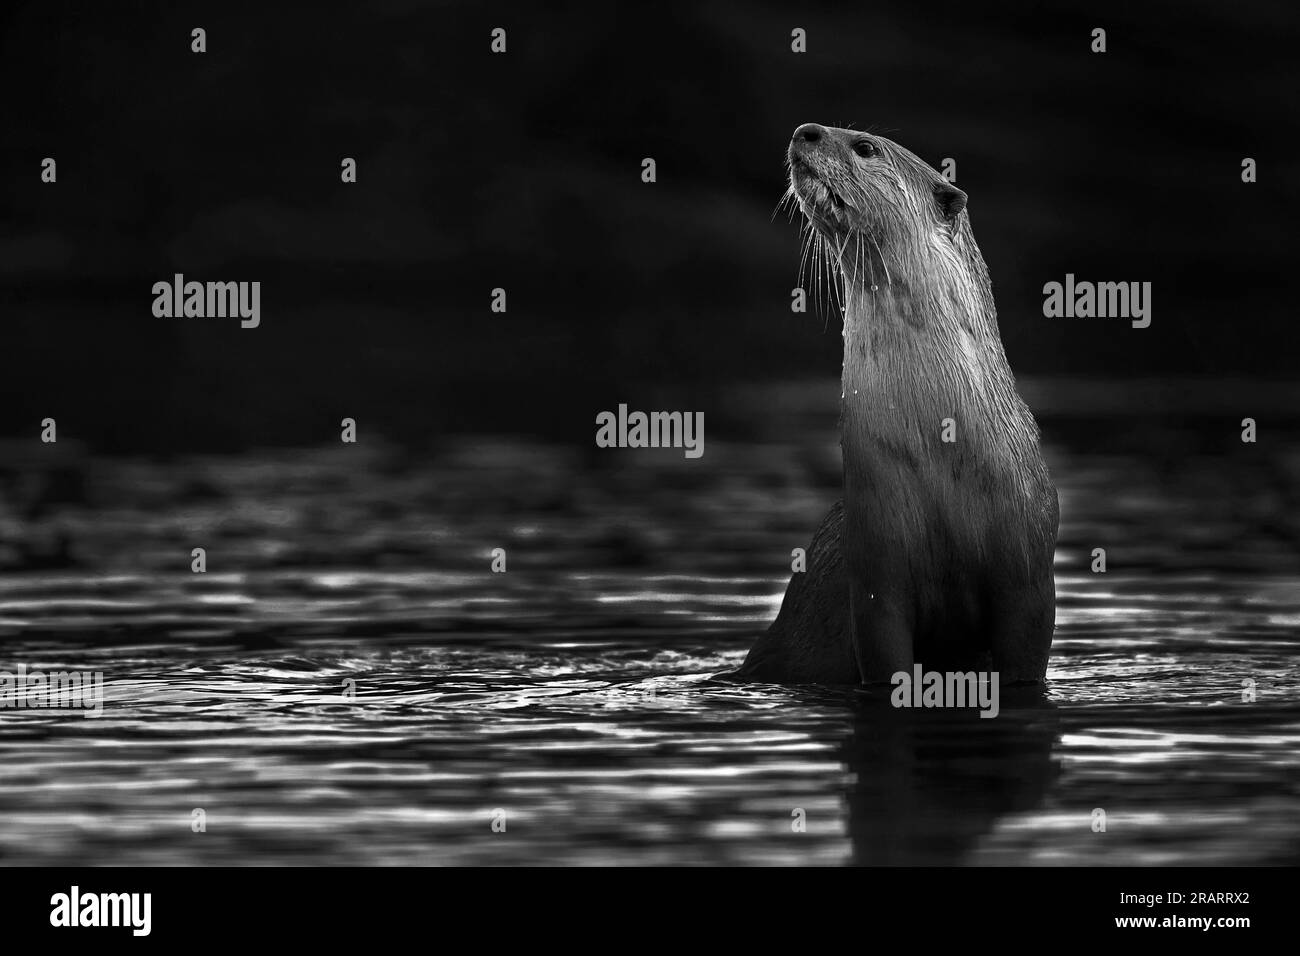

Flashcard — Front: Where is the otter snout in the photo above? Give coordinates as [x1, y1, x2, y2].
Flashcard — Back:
[789, 122, 835, 166]
[789, 123, 853, 219]
[792, 123, 826, 144]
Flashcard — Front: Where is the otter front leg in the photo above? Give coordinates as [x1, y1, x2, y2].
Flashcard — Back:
[847, 577, 913, 684]
[735, 501, 858, 684]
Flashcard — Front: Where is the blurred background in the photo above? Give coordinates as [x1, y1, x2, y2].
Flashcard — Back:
[0, 0, 1295, 452]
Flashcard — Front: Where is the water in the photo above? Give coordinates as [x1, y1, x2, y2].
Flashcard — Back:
[1, 380, 1297, 865]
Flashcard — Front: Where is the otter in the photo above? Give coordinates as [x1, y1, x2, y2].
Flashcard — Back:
[738, 123, 1059, 685]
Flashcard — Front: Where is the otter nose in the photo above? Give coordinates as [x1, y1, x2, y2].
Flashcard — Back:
[792, 123, 825, 144]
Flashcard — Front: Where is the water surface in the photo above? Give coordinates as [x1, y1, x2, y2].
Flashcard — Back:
[1, 380, 1297, 865]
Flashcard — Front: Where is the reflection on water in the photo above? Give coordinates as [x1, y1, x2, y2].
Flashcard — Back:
[0, 380, 1297, 865]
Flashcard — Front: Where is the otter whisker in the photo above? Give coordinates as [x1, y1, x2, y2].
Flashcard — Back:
[798, 222, 817, 301]
[868, 232, 893, 289]
[772, 183, 799, 224]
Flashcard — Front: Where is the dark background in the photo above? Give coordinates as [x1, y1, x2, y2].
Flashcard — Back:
[1, 0, 1294, 452]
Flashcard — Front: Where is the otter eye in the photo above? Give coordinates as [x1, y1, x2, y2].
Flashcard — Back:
[853, 141, 878, 158]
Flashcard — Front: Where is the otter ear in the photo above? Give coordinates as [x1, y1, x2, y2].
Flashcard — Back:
[934, 181, 967, 222]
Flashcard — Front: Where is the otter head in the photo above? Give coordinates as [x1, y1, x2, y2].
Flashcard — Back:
[787, 123, 969, 290]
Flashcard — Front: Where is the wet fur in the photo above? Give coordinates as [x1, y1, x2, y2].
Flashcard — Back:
[740, 126, 1059, 685]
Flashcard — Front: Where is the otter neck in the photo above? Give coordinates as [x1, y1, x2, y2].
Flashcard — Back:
[836, 240, 1036, 480]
